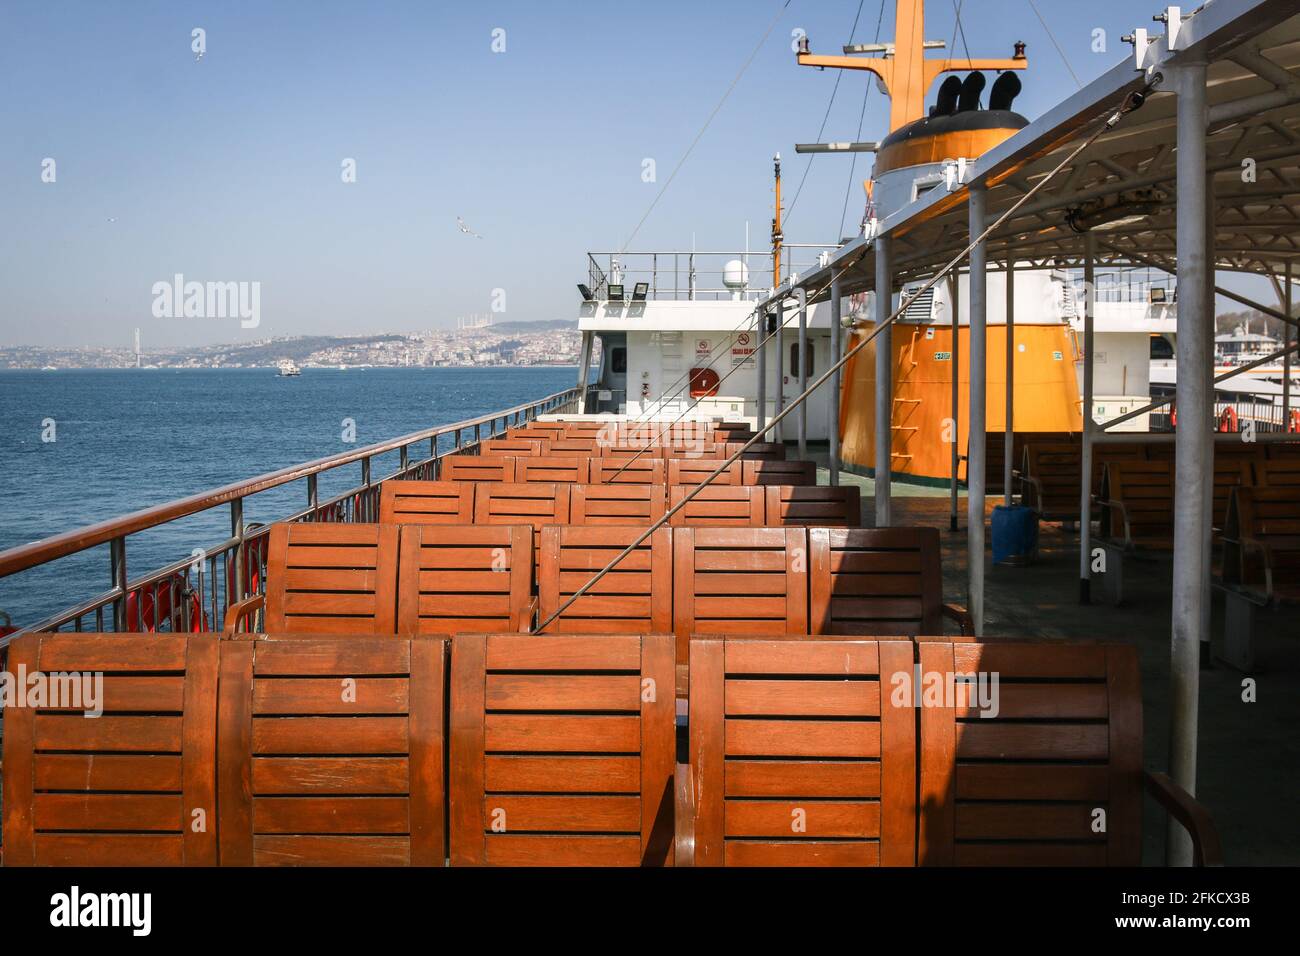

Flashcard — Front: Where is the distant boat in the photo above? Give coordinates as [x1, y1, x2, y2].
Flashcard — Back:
[277, 361, 301, 377]
[41, 366, 57, 371]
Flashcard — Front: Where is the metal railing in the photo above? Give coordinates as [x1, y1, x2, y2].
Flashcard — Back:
[0, 386, 583, 647]
[585, 247, 838, 302]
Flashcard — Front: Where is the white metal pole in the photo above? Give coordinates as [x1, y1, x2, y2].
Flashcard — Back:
[875, 235, 893, 527]
[756, 307, 767, 432]
[797, 287, 809, 460]
[949, 272, 961, 532]
[1080, 235, 1096, 603]
[829, 275, 843, 486]
[967, 185, 988, 634]
[1169, 57, 1210, 868]
[1005, 258, 1015, 506]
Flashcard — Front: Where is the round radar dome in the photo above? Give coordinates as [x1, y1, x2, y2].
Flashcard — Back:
[722, 260, 749, 289]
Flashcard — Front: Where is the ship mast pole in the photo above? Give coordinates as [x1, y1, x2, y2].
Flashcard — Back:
[771, 153, 783, 287]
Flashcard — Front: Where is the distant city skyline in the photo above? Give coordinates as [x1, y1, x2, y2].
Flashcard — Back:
[2, 0, 1284, 348]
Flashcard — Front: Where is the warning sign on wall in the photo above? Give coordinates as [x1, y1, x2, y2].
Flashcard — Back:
[731, 331, 755, 369]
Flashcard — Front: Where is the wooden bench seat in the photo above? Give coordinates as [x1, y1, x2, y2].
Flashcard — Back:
[1021, 442, 1145, 523]
[591, 458, 667, 484]
[1257, 457, 1300, 489]
[725, 442, 785, 460]
[380, 480, 475, 523]
[667, 486, 765, 526]
[742, 459, 817, 486]
[808, 527, 972, 635]
[217, 634, 446, 866]
[399, 525, 533, 633]
[480, 437, 549, 456]
[224, 523, 400, 634]
[2, 632, 219, 866]
[441, 454, 517, 482]
[1219, 485, 1300, 669]
[916, 637, 1220, 866]
[448, 633, 676, 866]
[678, 635, 916, 866]
[765, 485, 861, 527]
[535, 526, 672, 633]
[570, 484, 666, 525]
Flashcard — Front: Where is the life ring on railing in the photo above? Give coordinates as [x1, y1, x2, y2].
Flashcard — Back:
[126, 575, 205, 632]
[0, 610, 17, 638]
[1218, 406, 1238, 433]
[1170, 405, 1177, 429]
[1290, 409, 1300, 433]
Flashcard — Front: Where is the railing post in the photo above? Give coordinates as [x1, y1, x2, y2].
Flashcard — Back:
[400, 444, 410, 474]
[361, 457, 372, 521]
[307, 474, 318, 517]
[110, 536, 127, 632]
[230, 498, 245, 608]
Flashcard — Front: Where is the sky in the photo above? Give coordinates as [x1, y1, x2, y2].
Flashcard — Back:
[0, 0, 1283, 348]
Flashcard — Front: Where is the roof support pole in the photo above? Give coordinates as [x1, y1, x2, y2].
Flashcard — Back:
[1004, 257, 1015, 507]
[1080, 234, 1096, 604]
[1200, 170, 1217, 665]
[1285, 260, 1293, 430]
[1169, 56, 1210, 868]
[756, 307, 768, 432]
[875, 234, 893, 528]
[949, 272, 961, 532]
[576, 331, 594, 412]
[797, 287, 809, 461]
[967, 184, 987, 635]
[829, 275, 843, 486]
[775, 301, 786, 442]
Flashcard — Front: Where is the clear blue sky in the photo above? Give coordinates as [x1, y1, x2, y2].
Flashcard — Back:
[0, 0, 1278, 347]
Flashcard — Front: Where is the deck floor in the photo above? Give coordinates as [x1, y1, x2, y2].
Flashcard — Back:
[818, 453, 1300, 865]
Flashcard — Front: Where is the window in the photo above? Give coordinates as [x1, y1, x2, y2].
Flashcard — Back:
[610, 347, 627, 374]
[789, 342, 814, 378]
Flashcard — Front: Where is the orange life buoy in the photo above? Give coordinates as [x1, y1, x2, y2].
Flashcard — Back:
[1290, 409, 1300, 433]
[1218, 406, 1238, 433]
[688, 367, 721, 398]
[126, 575, 205, 632]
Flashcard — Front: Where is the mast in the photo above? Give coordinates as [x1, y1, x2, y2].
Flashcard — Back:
[796, 0, 1026, 133]
[771, 153, 783, 287]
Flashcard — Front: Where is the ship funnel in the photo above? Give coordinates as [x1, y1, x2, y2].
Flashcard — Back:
[989, 71, 1022, 111]
[931, 75, 962, 117]
[958, 72, 985, 112]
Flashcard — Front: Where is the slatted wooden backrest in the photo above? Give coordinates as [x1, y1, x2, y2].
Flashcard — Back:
[673, 527, 809, 668]
[2, 633, 218, 866]
[667, 485, 765, 526]
[514, 456, 591, 484]
[263, 522, 400, 634]
[508, 422, 567, 439]
[917, 637, 1141, 866]
[1212, 458, 1254, 528]
[1021, 442, 1082, 517]
[661, 443, 724, 460]
[218, 634, 446, 866]
[668, 458, 742, 486]
[1099, 460, 1174, 545]
[592, 458, 667, 484]
[536, 526, 673, 633]
[440, 454, 516, 482]
[1092, 443, 1147, 485]
[473, 482, 570, 573]
[1223, 486, 1300, 596]
[570, 483, 667, 525]
[726, 442, 786, 461]
[398, 525, 532, 633]
[743, 459, 817, 486]
[687, 635, 916, 866]
[379, 480, 475, 524]
[448, 633, 676, 866]
[601, 444, 664, 459]
[1258, 458, 1300, 489]
[548, 438, 602, 457]
[766, 485, 862, 527]
[559, 421, 611, 438]
[808, 527, 944, 635]
[1267, 441, 1300, 458]
[481, 437, 549, 456]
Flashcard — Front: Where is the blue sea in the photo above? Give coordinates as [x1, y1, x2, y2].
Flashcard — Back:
[0, 366, 577, 628]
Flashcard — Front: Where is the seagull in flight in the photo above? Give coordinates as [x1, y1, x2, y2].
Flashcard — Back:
[456, 216, 484, 239]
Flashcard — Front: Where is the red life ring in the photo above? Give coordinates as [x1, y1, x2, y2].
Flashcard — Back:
[126, 575, 205, 632]
[1170, 404, 1177, 428]
[1290, 409, 1300, 433]
[1218, 406, 1238, 433]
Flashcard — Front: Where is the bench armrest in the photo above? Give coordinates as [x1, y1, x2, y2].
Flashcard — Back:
[520, 597, 538, 633]
[222, 593, 265, 634]
[1095, 497, 1133, 548]
[1144, 771, 1223, 866]
[1022, 475, 1043, 509]
[674, 762, 695, 867]
[942, 603, 974, 636]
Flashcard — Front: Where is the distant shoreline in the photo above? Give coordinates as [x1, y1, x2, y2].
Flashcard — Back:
[1, 364, 582, 372]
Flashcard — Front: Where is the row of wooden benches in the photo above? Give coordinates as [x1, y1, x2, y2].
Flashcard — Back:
[1021, 440, 1300, 524]
[226, 522, 971, 691]
[1, 630, 1220, 867]
[506, 420, 755, 444]
[478, 437, 784, 460]
[437, 454, 816, 485]
[378, 479, 858, 528]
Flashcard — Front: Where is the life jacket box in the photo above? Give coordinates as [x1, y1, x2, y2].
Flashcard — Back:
[992, 504, 1038, 566]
